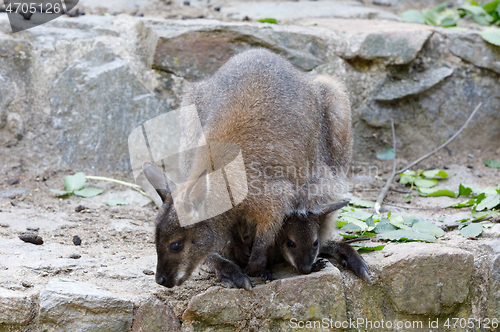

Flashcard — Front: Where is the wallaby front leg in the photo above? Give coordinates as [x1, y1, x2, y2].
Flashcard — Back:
[320, 241, 371, 283]
[247, 230, 276, 277]
[204, 253, 253, 290]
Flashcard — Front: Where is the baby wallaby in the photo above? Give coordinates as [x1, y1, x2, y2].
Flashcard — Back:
[230, 201, 370, 283]
[144, 48, 353, 288]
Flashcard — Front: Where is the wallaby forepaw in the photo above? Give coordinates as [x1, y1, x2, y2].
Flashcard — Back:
[342, 255, 371, 284]
[233, 273, 253, 291]
[248, 255, 267, 277]
[262, 269, 273, 281]
[311, 258, 328, 272]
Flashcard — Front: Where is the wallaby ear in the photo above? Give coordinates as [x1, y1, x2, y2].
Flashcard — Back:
[322, 200, 350, 216]
[142, 162, 171, 203]
[183, 169, 209, 219]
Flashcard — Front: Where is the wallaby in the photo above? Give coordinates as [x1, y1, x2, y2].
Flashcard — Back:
[144, 48, 353, 289]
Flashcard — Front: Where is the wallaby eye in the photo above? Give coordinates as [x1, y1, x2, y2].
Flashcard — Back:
[313, 239, 319, 248]
[169, 241, 184, 252]
[286, 239, 296, 248]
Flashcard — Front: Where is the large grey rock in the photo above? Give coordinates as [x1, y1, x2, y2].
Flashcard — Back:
[485, 240, 500, 319]
[366, 243, 474, 316]
[149, 20, 327, 81]
[39, 279, 134, 332]
[220, 1, 401, 21]
[0, 288, 36, 326]
[49, 40, 166, 170]
[450, 31, 500, 75]
[182, 264, 346, 331]
[373, 67, 454, 101]
[132, 297, 181, 332]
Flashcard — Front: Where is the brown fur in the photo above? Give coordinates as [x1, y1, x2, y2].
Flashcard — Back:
[144, 48, 353, 288]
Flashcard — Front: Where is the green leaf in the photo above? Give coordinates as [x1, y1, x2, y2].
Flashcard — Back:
[373, 222, 398, 234]
[483, 158, 500, 168]
[399, 170, 417, 185]
[473, 13, 495, 25]
[440, 15, 460, 27]
[400, 10, 425, 24]
[49, 189, 73, 196]
[73, 188, 105, 198]
[379, 229, 436, 242]
[422, 169, 449, 179]
[414, 178, 439, 188]
[459, 4, 488, 16]
[376, 145, 395, 160]
[349, 200, 375, 208]
[335, 219, 347, 228]
[106, 199, 130, 206]
[483, 0, 499, 13]
[418, 188, 457, 198]
[343, 209, 374, 221]
[444, 199, 477, 208]
[389, 218, 412, 230]
[64, 172, 86, 192]
[351, 243, 386, 252]
[257, 18, 277, 24]
[475, 192, 500, 211]
[460, 223, 483, 238]
[341, 223, 362, 232]
[422, 8, 440, 25]
[340, 233, 360, 239]
[472, 209, 500, 220]
[434, 1, 448, 12]
[459, 183, 472, 197]
[412, 220, 445, 238]
[365, 216, 376, 228]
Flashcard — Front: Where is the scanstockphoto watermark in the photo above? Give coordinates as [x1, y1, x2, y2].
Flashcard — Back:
[2, 0, 79, 33]
[289, 317, 424, 330]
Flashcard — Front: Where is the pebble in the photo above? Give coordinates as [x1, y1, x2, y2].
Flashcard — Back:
[19, 233, 44, 245]
[73, 235, 82, 246]
[8, 178, 20, 185]
[183, 0, 190, 5]
[143, 269, 155, 275]
[22, 281, 33, 288]
[26, 227, 39, 232]
[213, 6, 220, 11]
[69, 254, 81, 259]
[75, 205, 86, 212]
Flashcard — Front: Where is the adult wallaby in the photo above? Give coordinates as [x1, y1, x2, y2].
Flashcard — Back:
[144, 48, 353, 288]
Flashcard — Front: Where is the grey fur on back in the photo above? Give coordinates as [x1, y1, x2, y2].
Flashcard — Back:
[179, 49, 352, 225]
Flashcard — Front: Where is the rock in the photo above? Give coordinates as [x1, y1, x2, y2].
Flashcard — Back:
[49, 41, 166, 170]
[182, 263, 347, 331]
[132, 297, 181, 332]
[0, 209, 71, 232]
[69, 253, 81, 259]
[485, 240, 500, 318]
[364, 243, 474, 316]
[0, 188, 27, 198]
[0, 288, 36, 326]
[75, 205, 86, 212]
[18, 234, 44, 245]
[7, 178, 19, 185]
[220, 1, 401, 21]
[149, 20, 327, 81]
[39, 279, 134, 332]
[73, 235, 82, 245]
[373, 67, 454, 101]
[450, 32, 500, 75]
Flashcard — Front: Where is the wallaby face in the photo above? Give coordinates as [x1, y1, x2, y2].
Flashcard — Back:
[278, 215, 320, 275]
[144, 162, 217, 288]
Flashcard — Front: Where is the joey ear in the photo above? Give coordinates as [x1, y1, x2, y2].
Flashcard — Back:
[322, 200, 350, 216]
[142, 162, 171, 203]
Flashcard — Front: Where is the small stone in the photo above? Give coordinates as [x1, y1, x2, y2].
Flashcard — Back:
[26, 227, 39, 232]
[443, 165, 449, 169]
[73, 235, 82, 246]
[75, 205, 86, 212]
[0, 223, 9, 228]
[22, 281, 33, 288]
[143, 269, 154, 276]
[69, 254, 81, 259]
[467, 164, 474, 169]
[468, 153, 474, 158]
[183, 0, 190, 5]
[197, 14, 204, 18]
[181, 15, 191, 19]
[19, 233, 44, 245]
[8, 178, 20, 185]
[242, 16, 250, 21]
[10, 199, 19, 206]
[213, 6, 220, 11]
